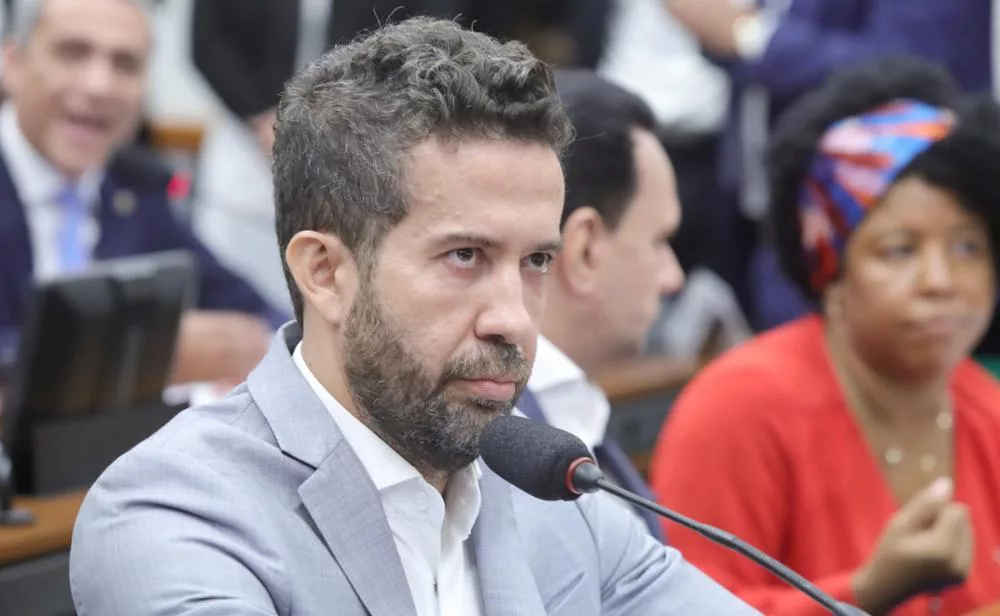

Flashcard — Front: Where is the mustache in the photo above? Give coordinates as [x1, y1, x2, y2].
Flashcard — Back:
[441, 342, 530, 384]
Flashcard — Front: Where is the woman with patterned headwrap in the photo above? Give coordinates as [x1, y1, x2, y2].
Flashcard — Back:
[648, 57, 1000, 616]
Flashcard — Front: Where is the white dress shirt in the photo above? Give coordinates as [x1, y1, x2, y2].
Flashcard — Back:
[598, 0, 730, 137]
[292, 345, 484, 616]
[526, 336, 612, 451]
[0, 103, 103, 280]
[525, 336, 650, 526]
[296, 0, 333, 70]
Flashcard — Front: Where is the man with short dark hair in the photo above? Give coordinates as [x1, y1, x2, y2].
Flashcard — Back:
[516, 69, 685, 542]
[70, 17, 759, 615]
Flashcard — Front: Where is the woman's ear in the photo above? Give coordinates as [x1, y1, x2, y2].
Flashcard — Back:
[285, 231, 359, 327]
[558, 206, 611, 296]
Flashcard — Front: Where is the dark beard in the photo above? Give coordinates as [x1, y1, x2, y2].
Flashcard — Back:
[343, 282, 530, 477]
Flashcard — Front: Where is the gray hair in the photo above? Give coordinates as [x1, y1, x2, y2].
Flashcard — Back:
[273, 16, 574, 324]
[10, 0, 153, 46]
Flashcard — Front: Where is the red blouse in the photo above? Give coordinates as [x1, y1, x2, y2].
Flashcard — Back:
[650, 316, 1000, 616]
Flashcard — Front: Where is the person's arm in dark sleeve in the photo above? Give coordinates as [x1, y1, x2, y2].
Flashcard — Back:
[666, 0, 957, 100]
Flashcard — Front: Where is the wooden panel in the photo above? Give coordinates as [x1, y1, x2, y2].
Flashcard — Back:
[0, 492, 84, 566]
[596, 355, 697, 404]
[149, 122, 206, 154]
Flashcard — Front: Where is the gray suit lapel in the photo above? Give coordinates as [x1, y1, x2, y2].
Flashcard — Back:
[248, 325, 417, 616]
[472, 467, 547, 616]
[299, 447, 418, 616]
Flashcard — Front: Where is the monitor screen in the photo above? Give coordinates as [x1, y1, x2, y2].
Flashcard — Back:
[1, 250, 196, 493]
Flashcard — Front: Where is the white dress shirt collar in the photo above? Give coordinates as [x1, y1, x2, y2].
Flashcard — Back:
[292, 344, 482, 516]
[0, 102, 103, 207]
[291, 343, 483, 551]
[527, 335, 612, 450]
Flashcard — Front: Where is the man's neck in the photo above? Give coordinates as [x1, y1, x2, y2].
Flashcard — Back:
[299, 330, 453, 495]
[540, 305, 602, 378]
[0, 103, 102, 195]
[301, 333, 358, 416]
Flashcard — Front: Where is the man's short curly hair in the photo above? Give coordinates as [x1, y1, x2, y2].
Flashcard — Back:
[273, 17, 575, 324]
[767, 56, 1000, 304]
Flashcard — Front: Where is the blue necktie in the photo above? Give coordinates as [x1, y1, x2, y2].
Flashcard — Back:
[515, 389, 667, 542]
[56, 184, 89, 273]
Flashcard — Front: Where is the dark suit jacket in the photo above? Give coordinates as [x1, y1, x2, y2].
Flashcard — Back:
[720, 0, 992, 195]
[736, 0, 990, 101]
[191, 0, 471, 120]
[0, 146, 289, 333]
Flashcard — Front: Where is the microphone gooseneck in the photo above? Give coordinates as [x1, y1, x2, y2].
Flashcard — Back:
[480, 415, 868, 616]
[566, 459, 861, 616]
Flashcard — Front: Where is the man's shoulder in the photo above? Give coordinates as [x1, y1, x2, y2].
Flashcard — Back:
[81, 389, 291, 511]
[69, 390, 320, 615]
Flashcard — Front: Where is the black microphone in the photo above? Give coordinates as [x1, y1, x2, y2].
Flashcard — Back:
[480, 415, 869, 616]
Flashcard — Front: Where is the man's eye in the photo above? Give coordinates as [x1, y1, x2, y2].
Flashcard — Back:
[525, 252, 553, 273]
[447, 248, 479, 268]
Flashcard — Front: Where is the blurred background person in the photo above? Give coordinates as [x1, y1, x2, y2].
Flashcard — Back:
[554, 0, 751, 356]
[664, 0, 992, 332]
[650, 58, 1000, 616]
[515, 69, 686, 542]
[596, 0, 729, 277]
[189, 0, 468, 314]
[0, 0, 283, 388]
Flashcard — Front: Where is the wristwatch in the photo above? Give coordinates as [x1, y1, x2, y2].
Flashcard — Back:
[732, 12, 778, 60]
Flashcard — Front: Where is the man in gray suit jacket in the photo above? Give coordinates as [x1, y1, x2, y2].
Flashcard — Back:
[69, 16, 760, 615]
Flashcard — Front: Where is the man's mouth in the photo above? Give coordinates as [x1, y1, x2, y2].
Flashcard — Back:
[453, 377, 518, 401]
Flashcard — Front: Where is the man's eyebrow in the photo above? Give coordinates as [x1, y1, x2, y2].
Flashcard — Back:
[432, 233, 564, 253]
[534, 239, 564, 254]
[433, 233, 501, 249]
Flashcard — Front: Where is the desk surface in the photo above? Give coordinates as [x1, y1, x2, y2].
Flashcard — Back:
[0, 492, 85, 566]
[969, 604, 1000, 616]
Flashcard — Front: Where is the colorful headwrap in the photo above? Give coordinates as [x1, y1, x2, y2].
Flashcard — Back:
[798, 99, 957, 293]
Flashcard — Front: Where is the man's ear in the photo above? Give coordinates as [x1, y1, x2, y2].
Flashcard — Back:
[557, 206, 610, 296]
[285, 231, 359, 327]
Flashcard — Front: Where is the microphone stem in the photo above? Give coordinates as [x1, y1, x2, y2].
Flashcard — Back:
[593, 478, 856, 616]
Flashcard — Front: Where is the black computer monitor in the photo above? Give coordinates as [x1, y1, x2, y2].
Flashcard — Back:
[1, 250, 196, 494]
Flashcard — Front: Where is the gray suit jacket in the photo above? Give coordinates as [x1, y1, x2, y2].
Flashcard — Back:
[69, 325, 760, 615]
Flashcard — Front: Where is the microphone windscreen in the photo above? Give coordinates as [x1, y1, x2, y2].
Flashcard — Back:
[479, 414, 593, 501]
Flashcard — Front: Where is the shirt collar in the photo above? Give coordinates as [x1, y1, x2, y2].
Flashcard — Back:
[526, 335, 611, 450]
[292, 343, 482, 540]
[0, 102, 104, 207]
[528, 334, 587, 392]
